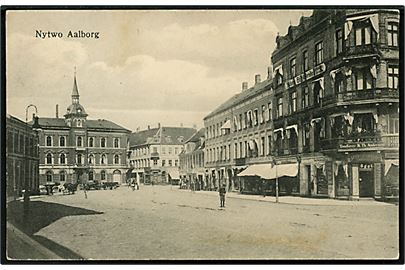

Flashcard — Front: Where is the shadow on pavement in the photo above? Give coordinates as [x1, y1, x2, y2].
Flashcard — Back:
[7, 200, 103, 259]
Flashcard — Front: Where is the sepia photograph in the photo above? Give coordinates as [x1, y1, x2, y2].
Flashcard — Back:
[2, 6, 402, 262]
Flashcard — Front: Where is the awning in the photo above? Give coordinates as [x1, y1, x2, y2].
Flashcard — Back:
[344, 14, 379, 40]
[385, 160, 399, 176]
[221, 119, 231, 129]
[167, 169, 180, 179]
[237, 163, 298, 180]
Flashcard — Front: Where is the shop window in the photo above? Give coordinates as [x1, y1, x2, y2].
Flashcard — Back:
[46, 171, 53, 182]
[387, 22, 398, 47]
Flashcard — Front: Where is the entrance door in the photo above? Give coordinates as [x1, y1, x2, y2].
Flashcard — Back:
[113, 170, 121, 183]
[306, 165, 311, 196]
[359, 170, 374, 197]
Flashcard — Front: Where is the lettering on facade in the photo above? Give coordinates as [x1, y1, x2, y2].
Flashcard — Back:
[286, 63, 326, 89]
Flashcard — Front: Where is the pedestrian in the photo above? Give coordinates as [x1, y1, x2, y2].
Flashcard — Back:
[136, 178, 140, 190]
[219, 184, 226, 208]
[131, 179, 135, 191]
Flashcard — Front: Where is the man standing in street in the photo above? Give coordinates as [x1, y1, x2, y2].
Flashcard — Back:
[219, 184, 226, 208]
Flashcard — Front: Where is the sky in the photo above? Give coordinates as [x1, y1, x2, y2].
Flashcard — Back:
[6, 9, 313, 131]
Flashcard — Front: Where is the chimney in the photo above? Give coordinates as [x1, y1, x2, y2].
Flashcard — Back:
[136, 127, 140, 132]
[193, 124, 197, 129]
[180, 123, 183, 127]
[56, 104, 59, 118]
[255, 74, 261, 84]
[242, 82, 248, 91]
[267, 66, 273, 80]
[158, 122, 161, 128]
[148, 125, 150, 130]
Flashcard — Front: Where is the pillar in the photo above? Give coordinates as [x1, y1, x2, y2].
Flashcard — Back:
[297, 121, 303, 153]
[374, 162, 382, 199]
[351, 164, 359, 200]
[299, 163, 308, 196]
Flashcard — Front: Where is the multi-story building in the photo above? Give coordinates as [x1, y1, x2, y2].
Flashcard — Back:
[179, 128, 206, 190]
[128, 125, 196, 184]
[204, 73, 275, 193]
[6, 114, 40, 198]
[270, 9, 399, 200]
[35, 75, 131, 185]
[204, 9, 400, 200]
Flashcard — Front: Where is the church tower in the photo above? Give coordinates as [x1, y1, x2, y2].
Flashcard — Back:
[64, 69, 88, 128]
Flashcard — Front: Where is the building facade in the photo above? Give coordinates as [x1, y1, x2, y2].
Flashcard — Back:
[6, 114, 40, 198]
[128, 126, 196, 184]
[204, 9, 400, 200]
[35, 75, 131, 185]
[179, 128, 206, 190]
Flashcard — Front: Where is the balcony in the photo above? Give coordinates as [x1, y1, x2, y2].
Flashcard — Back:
[320, 133, 399, 152]
[344, 44, 379, 59]
[324, 88, 399, 105]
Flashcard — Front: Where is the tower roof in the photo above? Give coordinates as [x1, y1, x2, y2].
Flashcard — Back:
[72, 75, 79, 97]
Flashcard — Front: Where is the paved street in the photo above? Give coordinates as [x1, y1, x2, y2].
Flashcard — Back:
[12, 185, 399, 260]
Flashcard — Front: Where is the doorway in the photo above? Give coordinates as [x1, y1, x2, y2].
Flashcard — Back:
[359, 166, 374, 197]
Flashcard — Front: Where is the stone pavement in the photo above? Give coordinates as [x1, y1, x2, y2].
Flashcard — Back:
[173, 186, 390, 206]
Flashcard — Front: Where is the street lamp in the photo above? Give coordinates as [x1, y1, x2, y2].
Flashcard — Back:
[24, 104, 41, 219]
[271, 157, 279, 203]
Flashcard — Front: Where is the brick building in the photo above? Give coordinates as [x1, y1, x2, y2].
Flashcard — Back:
[179, 128, 206, 189]
[204, 9, 400, 200]
[128, 125, 196, 184]
[6, 114, 40, 198]
[35, 74, 131, 185]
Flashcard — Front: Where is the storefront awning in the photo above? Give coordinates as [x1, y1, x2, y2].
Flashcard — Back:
[167, 169, 180, 179]
[237, 163, 298, 180]
[384, 160, 399, 176]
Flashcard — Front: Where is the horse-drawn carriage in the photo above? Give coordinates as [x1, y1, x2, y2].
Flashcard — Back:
[63, 182, 79, 195]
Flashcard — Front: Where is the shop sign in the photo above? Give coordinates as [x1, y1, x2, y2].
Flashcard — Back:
[286, 63, 326, 89]
[284, 79, 295, 89]
[340, 141, 384, 149]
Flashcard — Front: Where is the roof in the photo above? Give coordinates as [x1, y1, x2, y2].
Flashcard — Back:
[204, 79, 272, 120]
[30, 117, 131, 132]
[129, 126, 197, 147]
[185, 128, 205, 143]
[72, 75, 79, 96]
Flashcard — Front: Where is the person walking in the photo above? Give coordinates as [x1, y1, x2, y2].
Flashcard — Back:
[219, 184, 226, 208]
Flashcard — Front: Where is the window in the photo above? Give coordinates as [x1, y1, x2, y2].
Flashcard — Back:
[88, 154, 94, 165]
[355, 24, 372, 46]
[303, 50, 309, 71]
[261, 137, 265, 156]
[101, 138, 106, 148]
[354, 68, 373, 90]
[76, 119, 82, 127]
[277, 97, 283, 118]
[59, 171, 66, 182]
[175, 160, 179, 167]
[335, 72, 345, 93]
[89, 137, 94, 147]
[162, 160, 166, 166]
[77, 136, 82, 147]
[389, 115, 399, 134]
[60, 153, 66, 164]
[114, 138, 119, 148]
[387, 22, 399, 47]
[46, 171, 52, 182]
[276, 72, 283, 85]
[290, 91, 297, 113]
[101, 170, 106, 180]
[88, 171, 94, 181]
[267, 102, 272, 121]
[267, 135, 272, 155]
[302, 86, 309, 109]
[253, 109, 258, 126]
[77, 154, 82, 164]
[168, 147, 172, 154]
[46, 153, 52, 164]
[315, 41, 323, 65]
[101, 154, 106, 165]
[313, 82, 322, 105]
[153, 147, 158, 153]
[261, 105, 266, 123]
[168, 160, 172, 166]
[388, 66, 399, 89]
[153, 159, 158, 166]
[290, 57, 296, 78]
[46, 136, 52, 146]
[59, 136, 65, 147]
[336, 29, 343, 55]
[114, 154, 119, 164]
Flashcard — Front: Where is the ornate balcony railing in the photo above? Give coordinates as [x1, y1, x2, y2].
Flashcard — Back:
[345, 44, 379, 58]
[324, 88, 399, 104]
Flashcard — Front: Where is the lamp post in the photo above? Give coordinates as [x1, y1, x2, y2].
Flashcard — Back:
[272, 157, 279, 203]
[24, 104, 40, 219]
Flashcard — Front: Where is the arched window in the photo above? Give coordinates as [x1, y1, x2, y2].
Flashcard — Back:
[89, 137, 94, 147]
[77, 154, 82, 164]
[59, 136, 65, 147]
[114, 138, 119, 148]
[60, 153, 66, 164]
[88, 154, 94, 165]
[59, 171, 66, 182]
[88, 171, 94, 181]
[101, 138, 106, 148]
[101, 170, 106, 180]
[101, 154, 107, 165]
[77, 136, 82, 147]
[46, 153, 52, 164]
[114, 154, 120, 164]
[46, 136, 52, 146]
[46, 171, 53, 182]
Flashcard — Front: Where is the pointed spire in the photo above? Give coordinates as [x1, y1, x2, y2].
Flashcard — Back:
[72, 67, 79, 97]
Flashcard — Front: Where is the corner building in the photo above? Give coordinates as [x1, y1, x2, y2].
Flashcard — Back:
[36, 75, 131, 185]
[271, 9, 399, 200]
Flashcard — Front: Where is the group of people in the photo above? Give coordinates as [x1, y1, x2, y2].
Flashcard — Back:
[129, 178, 141, 191]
